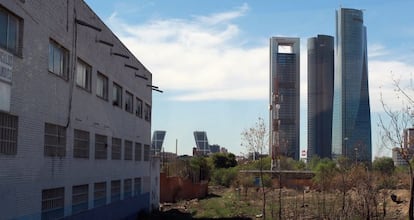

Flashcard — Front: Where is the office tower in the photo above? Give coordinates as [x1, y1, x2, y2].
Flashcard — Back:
[269, 37, 300, 167]
[194, 131, 210, 155]
[152, 130, 166, 154]
[307, 35, 334, 160]
[332, 8, 372, 162]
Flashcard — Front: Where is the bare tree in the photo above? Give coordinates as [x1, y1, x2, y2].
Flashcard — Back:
[241, 117, 268, 218]
[379, 76, 414, 219]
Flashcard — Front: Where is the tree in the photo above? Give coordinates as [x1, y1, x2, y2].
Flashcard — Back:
[312, 158, 337, 218]
[211, 152, 237, 169]
[241, 117, 268, 218]
[379, 76, 414, 219]
[372, 157, 395, 175]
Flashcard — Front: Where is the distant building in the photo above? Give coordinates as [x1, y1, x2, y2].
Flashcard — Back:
[404, 128, 414, 149]
[220, 147, 228, 154]
[194, 131, 210, 155]
[152, 130, 166, 154]
[392, 147, 409, 166]
[332, 8, 372, 162]
[307, 35, 334, 160]
[210, 144, 220, 153]
[0, 1, 159, 219]
[269, 37, 300, 165]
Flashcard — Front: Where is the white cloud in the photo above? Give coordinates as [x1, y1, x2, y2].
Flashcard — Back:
[107, 3, 270, 101]
[368, 43, 388, 58]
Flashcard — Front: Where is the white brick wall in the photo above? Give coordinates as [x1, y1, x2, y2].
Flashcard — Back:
[0, 0, 156, 218]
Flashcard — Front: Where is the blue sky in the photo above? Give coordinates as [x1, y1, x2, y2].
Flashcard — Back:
[85, 0, 414, 157]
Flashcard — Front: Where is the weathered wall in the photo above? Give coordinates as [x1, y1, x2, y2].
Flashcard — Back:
[160, 173, 209, 203]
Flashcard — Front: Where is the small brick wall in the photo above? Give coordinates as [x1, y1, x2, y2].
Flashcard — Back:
[160, 173, 208, 203]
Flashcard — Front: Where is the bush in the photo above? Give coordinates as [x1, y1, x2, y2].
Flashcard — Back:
[211, 167, 238, 187]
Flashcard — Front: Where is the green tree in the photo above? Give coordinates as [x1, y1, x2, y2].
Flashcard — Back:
[373, 157, 395, 175]
[312, 158, 337, 218]
[211, 152, 237, 169]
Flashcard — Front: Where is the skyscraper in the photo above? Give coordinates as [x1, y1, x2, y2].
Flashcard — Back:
[307, 35, 334, 160]
[332, 8, 372, 162]
[269, 37, 300, 166]
[194, 131, 210, 155]
[151, 130, 166, 154]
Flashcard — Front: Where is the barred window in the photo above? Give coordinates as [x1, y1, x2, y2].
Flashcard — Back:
[72, 184, 88, 214]
[73, 129, 89, 158]
[143, 144, 150, 161]
[95, 134, 107, 159]
[135, 142, 142, 161]
[124, 179, 132, 199]
[111, 180, 121, 202]
[111, 137, 121, 160]
[124, 140, 132, 160]
[0, 112, 18, 155]
[41, 187, 64, 220]
[94, 182, 106, 208]
[44, 123, 66, 157]
[134, 177, 141, 196]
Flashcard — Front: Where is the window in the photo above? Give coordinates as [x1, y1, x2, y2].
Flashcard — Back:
[76, 59, 91, 91]
[134, 177, 141, 196]
[0, 112, 18, 155]
[94, 182, 106, 208]
[136, 98, 143, 118]
[111, 180, 121, 202]
[72, 184, 88, 214]
[73, 129, 89, 158]
[112, 83, 122, 107]
[0, 6, 22, 55]
[111, 138, 121, 160]
[96, 72, 108, 100]
[44, 123, 66, 157]
[48, 39, 69, 79]
[144, 103, 151, 122]
[135, 142, 142, 161]
[124, 179, 132, 199]
[41, 187, 64, 220]
[125, 91, 133, 113]
[95, 134, 107, 159]
[143, 144, 150, 161]
[124, 140, 132, 160]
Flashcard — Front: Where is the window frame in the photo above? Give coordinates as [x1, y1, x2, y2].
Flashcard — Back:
[48, 39, 69, 80]
[95, 134, 107, 159]
[124, 179, 132, 199]
[124, 140, 133, 160]
[0, 112, 18, 155]
[111, 180, 121, 202]
[76, 58, 92, 92]
[112, 82, 122, 108]
[135, 142, 142, 161]
[73, 129, 89, 159]
[125, 91, 134, 113]
[93, 182, 106, 208]
[72, 184, 88, 214]
[44, 123, 66, 157]
[0, 6, 22, 56]
[136, 98, 143, 118]
[134, 177, 141, 196]
[144, 103, 151, 122]
[143, 144, 150, 161]
[41, 187, 65, 220]
[96, 72, 108, 100]
[111, 137, 121, 160]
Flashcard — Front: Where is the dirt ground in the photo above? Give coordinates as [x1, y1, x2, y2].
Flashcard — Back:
[150, 186, 410, 219]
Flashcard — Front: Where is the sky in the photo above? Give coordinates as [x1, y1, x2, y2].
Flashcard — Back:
[84, 0, 414, 158]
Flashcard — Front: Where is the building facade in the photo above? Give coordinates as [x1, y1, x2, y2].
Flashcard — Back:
[0, 0, 159, 219]
[193, 131, 210, 155]
[269, 37, 300, 166]
[332, 8, 372, 162]
[307, 35, 334, 160]
[151, 130, 166, 154]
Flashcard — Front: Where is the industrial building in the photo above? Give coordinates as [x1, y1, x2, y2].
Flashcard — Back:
[0, 0, 159, 219]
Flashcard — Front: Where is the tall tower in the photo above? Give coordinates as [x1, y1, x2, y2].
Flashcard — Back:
[151, 130, 166, 154]
[332, 8, 372, 162]
[269, 37, 300, 168]
[307, 35, 334, 160]
[194, 131, 210, 155]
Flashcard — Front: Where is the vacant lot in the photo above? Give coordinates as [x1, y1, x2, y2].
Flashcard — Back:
[146, 186, 410, 219]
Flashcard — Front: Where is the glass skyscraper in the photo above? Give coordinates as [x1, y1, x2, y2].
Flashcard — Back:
[307, 35, 334, 160]
[269, 37, 300, 167]
[151, 130, 166, 154]
[332, 8, 372, 162]
[194, 131, 210, 155]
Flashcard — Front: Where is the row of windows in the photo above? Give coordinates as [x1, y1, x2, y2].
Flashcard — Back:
[44, 123, 151, 161]
[41, 177, 144, 219]
[49, 39, 152, 122]
[0, 112, 150, 160]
